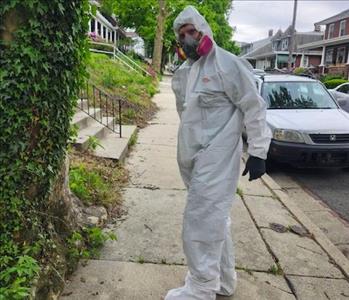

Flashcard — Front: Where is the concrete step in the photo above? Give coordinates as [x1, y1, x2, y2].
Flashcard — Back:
[72, 109, 102, 131]
[94, 125, 137, 161]
[74, 117, 115, 150]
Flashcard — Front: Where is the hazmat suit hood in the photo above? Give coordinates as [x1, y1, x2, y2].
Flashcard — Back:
[173, 6, 214, 42]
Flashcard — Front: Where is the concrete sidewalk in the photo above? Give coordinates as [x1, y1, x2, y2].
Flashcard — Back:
[61, 77, 349, 300]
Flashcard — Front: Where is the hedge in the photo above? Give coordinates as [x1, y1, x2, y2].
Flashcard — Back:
[0, 1, 89, 298]
[323, 79, 349, 89]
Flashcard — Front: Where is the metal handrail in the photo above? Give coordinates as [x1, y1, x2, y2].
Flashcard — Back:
[78, 81, 124, 138]
[89, 45, 142, 75]
[88, 41, 152, 77]
[114, 47, 152, 77]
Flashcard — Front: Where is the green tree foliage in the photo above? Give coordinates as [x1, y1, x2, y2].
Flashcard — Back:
[102, 0, 240, 55]
[0, 0, 89, 297]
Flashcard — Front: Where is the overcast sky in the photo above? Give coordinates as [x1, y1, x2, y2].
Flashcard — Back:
[229, 0, 349, 43]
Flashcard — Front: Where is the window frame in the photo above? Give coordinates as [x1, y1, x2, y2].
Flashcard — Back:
[328, 23, 335, 39]
[336, 47, 346, 64]
[340, 20, 346, 37]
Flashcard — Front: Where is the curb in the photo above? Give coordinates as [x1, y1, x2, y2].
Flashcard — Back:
[261, 172, 349, 279]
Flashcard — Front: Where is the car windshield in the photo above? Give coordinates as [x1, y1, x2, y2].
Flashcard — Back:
[262, 82, 338, 109]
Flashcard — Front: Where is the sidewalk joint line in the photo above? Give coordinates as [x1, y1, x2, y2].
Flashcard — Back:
[285, 273, 346, 280]
[94, 258, 187, 267]
[240, 194, 299, 299]
[126, 186, 186, 191]
[261, 178, 349, 280]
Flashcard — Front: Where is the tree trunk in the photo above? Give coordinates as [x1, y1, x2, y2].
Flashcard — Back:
[152, 0, 166, 74]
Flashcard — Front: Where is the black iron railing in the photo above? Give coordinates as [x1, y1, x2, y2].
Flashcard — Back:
[78, 82, 124, 138]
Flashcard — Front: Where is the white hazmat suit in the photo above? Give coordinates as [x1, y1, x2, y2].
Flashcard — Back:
[167, 6, 271, 300]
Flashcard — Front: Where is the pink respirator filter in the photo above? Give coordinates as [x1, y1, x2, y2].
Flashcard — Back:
[197, 35, 213, 56]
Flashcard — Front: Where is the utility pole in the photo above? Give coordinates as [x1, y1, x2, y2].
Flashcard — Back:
[288, 0, 298, 71]
[152, 0, 166, 74]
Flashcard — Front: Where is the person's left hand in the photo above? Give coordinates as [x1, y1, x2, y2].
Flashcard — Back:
[242, 156, 266, 181]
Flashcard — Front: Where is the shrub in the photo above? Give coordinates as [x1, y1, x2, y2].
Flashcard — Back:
[320, 74, 345, 83]
[323, 79, 349, 89]
[294, 67, 305, 75]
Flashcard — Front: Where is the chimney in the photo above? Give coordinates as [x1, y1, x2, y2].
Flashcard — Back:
[268, 29, 273, 37]
[314, 24, 321, 32]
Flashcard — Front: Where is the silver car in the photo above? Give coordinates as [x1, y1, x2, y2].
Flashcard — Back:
[254, 74, 349, 168]
[329, 82, 349, 113]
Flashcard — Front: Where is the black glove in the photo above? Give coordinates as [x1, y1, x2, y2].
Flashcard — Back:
[242, 156, 266, 181]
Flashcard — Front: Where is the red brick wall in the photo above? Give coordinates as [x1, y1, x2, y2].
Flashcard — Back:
[325, 17, 349, 39]
[309, 56, 321, 66]
[295, 55, 301, 67]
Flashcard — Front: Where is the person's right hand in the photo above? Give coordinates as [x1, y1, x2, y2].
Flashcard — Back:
[242, 156, 266, 181]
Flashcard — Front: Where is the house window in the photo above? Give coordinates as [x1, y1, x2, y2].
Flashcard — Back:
[337, 47, 346, 64]
[281, 39, 288, 51]
[328, 23, 335, 39]
[112, 31, 115, 43]
[90, 19, 95, 33]
[97, 22, 101, 35]
[103, 26, 106, 39]
[325, 49, 334, 64]
[340, 20, 346, 36]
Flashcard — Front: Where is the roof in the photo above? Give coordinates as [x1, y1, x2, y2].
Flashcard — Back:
[298, 34, 349, 50]
[258, 74, 317, 83]
[315, 9, 349, 26]
[101, 12, 118, 27]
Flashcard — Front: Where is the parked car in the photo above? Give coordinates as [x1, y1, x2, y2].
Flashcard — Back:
[328, 82, 349, 113]
[252, 68, 266, 76]
[251, 74, 349, 168]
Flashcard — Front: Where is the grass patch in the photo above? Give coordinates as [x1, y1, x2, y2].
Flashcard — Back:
[268, 263, 284, 276]
[128, 131, 138, 148]
[69, 148, 128, 211]
[137, 256, 145, 264]
[87, 53, 158, 127]
[236, 187, 244, 198]
[66, 227, 116, 272]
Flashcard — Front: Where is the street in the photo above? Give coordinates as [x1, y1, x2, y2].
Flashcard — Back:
[269, 164, 349, 223]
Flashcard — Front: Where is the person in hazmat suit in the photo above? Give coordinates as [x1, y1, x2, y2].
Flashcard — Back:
[166, 6, 271, 300]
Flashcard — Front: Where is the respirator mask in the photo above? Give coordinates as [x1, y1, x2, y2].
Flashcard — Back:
[176, 32, 213, 61]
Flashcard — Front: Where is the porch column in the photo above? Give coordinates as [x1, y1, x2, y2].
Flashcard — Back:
[347, 48, 349, 80]
[88, 19, 91, 32]
[275, 55, 278, 69]
[300, 52, 305, 67]
[106, 28, 109, 42]
[320, 46, 326, 66]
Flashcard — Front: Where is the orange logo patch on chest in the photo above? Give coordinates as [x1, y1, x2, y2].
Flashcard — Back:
[202, 76, 211, 83]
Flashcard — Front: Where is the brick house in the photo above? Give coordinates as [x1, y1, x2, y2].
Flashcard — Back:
[298, 9, 349, 79]
[241, 27, 323, 70]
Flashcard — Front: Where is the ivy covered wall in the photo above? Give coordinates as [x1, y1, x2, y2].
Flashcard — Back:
[0, 1, 89, 298]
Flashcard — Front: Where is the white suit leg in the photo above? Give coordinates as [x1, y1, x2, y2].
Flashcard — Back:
[218, 217, 237, 296]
